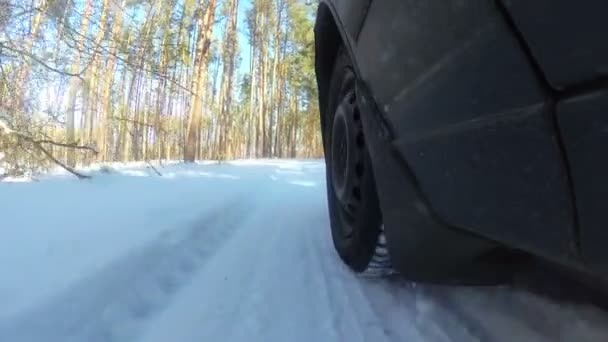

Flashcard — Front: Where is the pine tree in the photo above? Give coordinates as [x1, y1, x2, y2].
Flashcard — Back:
[1, 0, 322, 178]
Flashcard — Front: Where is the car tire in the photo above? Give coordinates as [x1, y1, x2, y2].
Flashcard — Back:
[324, 49, 392, 275]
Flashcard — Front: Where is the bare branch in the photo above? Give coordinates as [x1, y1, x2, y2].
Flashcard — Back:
[0, 42, 86, 80]
[112, 116, 166, 132]
[1, 122, 97, 155]
[58, 25, 195, 95]
[35, 143, 91, 180]
[0, 120, 95, 179]
[146, 161, 162, 176]
[34, 139, 98, 154]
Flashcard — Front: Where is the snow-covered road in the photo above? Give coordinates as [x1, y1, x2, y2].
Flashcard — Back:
[1, 160, 607, 342]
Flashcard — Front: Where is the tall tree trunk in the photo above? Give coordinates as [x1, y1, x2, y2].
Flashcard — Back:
[257, 1, 269, 158]
[269, 0, 284, 157]
[184, 0, 218, 162]
[274, 63, 285, 158]
[291, 92, 299, 158]
[83, 0, 110, 165]
[118, 0, 160, 161]
[248, 12, 258, 158]
[66, 0, 93, 166]
[173, 0, 190, 160]
[218, 0, 239, 160]
[209, 49, 221, 159]
[14, 0, 48, 121]
[115, 64, 129, 160]
[101, 0, 127, 161]
[154, 0, 174, 162]
[131, 71, 144, 161]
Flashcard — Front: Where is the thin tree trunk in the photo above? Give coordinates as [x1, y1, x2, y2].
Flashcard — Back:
[248, 17, 257, 158]
[217, 0, 239, 160]
[185, 0, 218, 162]
[256, 2, 268, 158]
[210, 49, 222, 159]
[82, 0, 110, 165]
[291, 92, 299, 157]
[269, 0, 284, 157]
[14, 0, 48, 120]
[102, 0, 127, 161]
[115, 64, 129, 160]
[66, 0, 93, 166]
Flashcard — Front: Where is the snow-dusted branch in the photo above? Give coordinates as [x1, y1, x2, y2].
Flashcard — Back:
[31, 139, 98, 154]
[0, 119, 13, 134]
[35, 143, 90, 180]
[146, 161, 162, 176]
[0, 119, 96, 179]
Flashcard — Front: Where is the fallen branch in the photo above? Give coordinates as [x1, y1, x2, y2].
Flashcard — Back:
[146, 160, 162, 176]
[35, 142, 91, 180]
[0, 120, 95, 179]
[1, 122, 97, 155]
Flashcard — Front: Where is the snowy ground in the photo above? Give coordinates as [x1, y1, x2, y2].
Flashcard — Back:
[1, 160, 608, 342]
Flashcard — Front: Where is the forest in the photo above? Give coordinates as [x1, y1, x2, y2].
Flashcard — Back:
[0, 0, 321, 177]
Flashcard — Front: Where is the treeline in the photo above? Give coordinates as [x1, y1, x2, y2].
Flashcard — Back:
[0, 0, 321, 176]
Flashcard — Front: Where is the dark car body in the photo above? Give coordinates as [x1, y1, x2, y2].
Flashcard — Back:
[315, 0, 608, 278]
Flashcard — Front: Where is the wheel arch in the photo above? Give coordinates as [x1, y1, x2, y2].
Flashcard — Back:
[315, 1, 369, 148]
[314, 2, 344, 147]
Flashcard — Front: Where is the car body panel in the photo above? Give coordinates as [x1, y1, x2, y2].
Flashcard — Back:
[558, 91, 608, 273]
[330, 0, 371, 42]
[356, 0, 575, 260]
[500, 0, 608, 90]
[314, 0, 607, 275]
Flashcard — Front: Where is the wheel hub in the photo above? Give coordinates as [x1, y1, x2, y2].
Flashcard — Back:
[330, 91, 365, 234]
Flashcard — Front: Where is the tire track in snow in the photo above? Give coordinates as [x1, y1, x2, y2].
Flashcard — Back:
[304, 215, 371, 342]
[345, 269, 608, 342]
[308, 229, 479, 342]
[222, 185, 343, 342]
[302, 197, 480, 342]
[136, 183, 373, 342]
[135, 183, 340, 342]
[0, 195, 255, 342]
[439, 286, 608, 342]
[295, 181, 608, 342]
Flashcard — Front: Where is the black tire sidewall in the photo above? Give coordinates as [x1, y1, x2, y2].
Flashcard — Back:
[324, 49, 382, 272]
